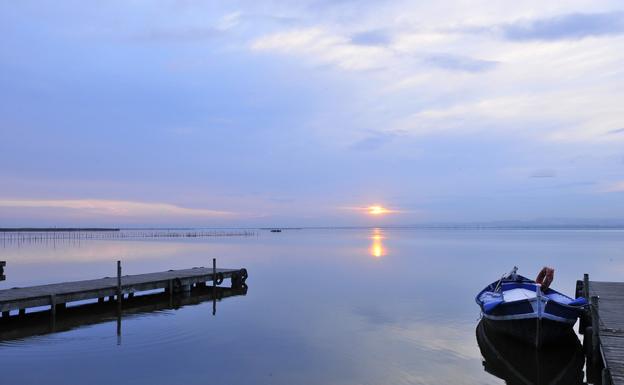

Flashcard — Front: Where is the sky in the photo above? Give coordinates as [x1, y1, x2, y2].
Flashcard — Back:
[1, 0, 623, 227]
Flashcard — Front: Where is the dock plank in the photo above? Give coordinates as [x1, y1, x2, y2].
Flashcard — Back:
[0, 267, 247, 313]
[589, 281, 624, 385]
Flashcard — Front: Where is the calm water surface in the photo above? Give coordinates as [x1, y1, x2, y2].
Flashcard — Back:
[1, 229, 622, 384]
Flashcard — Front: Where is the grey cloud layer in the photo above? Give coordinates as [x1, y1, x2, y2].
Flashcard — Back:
[502, 11, 624, 41]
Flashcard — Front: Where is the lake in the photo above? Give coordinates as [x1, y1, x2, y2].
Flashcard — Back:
[1, 228, 622, 384]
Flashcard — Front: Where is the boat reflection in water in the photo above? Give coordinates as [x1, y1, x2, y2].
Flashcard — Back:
[476, 320, 584, 385]
[369, 229, 387, 258]
[0, 284, 247, 343]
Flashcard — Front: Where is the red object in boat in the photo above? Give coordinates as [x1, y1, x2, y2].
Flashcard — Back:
[536, 267, 555, 290]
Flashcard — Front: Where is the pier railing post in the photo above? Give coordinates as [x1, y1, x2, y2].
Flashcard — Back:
[583, 273, 589, 300]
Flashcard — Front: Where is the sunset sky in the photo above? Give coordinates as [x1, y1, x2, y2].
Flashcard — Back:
[1, 1, 623, 226]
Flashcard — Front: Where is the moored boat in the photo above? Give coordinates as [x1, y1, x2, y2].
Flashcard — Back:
[475, 267, 587, 348]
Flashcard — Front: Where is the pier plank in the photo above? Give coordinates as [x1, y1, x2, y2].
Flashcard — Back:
[0, 267, 246, 313]
[589, 281, 624, 384]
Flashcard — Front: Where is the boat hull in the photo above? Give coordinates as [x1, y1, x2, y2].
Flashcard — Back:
[476, 320, 584, 384]
[482, 317, 575, 348]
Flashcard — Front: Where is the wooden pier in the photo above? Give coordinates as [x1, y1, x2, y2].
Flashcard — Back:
[0, 285, 247, 342]
[577, 275, 624, 385]
[0, 262, 248, 317]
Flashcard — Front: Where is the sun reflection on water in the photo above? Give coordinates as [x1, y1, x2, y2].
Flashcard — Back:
[369, 229, 386, 258]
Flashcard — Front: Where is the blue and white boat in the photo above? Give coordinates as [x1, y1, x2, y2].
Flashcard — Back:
[476, 267, 587, 348]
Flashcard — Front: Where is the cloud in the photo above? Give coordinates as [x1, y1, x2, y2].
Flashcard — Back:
[136, 27, 222, 42]
[423, 53, 497, 72]
[132, 11, 240, 43]
[250, 28, 389, 70]
[602, 181, 624, 193]
[216, 12, 241, 31]
[350, 30, 391, 46]
[350, 132, 395, 151]
[0, 199, 233, 217]
[502, 12, 624, 41]
[530, 169, 556, 178]
[607, 128, 624, 135]
[394, 87, 624, 141]
[339, 205, 404, 215]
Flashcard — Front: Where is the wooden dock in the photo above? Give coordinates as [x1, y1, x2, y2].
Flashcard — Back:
[0, 285, 247, 342]
[577, 275, 624, 385]
[0, 262, 248, 317]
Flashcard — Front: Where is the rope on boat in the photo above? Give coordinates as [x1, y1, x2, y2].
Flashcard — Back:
[494, 266, 518, 292]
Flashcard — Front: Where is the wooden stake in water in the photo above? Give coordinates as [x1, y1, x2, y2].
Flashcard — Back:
[213, 258, 217, 316]
[117, 261, 122, 305]
[117, 260, 122, 345]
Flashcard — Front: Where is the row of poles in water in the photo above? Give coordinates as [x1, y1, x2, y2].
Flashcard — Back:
[0, 230, 257, 246]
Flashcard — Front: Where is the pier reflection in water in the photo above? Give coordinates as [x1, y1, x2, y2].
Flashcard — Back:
[0, 285, 248, 344]
[476, 320, 585, 385]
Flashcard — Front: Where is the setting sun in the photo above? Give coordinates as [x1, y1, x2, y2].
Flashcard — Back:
[368, 205, 389, 215]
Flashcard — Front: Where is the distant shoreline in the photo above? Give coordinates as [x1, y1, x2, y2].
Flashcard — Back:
[2, 225, 624, 232]
[0, 228, 120, 232]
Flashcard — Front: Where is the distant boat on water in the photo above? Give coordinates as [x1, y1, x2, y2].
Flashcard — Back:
[475, 267, 587, 348]
[270, 229, 282, 233]
[476, 319, 584, 384]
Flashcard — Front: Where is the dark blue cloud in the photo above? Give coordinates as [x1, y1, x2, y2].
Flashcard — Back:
[350, 30, 391, 46]
[530, 169, 556, 178]
[503, 11, 624, 41]
[350, 133, 395, 151]
[424, 54, 497, 72]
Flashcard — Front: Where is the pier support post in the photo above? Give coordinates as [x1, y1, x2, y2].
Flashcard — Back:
[49, 295, 57, 331]
[591, 296, 600, 366]
[579, 273, 590, 334]
[167, 279, 173, 306]
[19, 309, 25, 316]
[2, 311, 9, 318]
[50, 295, 56, 318]
[117, 260, 122, 306]
[603, 368, 612, 385]
[212, 258, 217, 316]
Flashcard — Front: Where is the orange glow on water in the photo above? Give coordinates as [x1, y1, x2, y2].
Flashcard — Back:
[369, 229, 386, 258]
